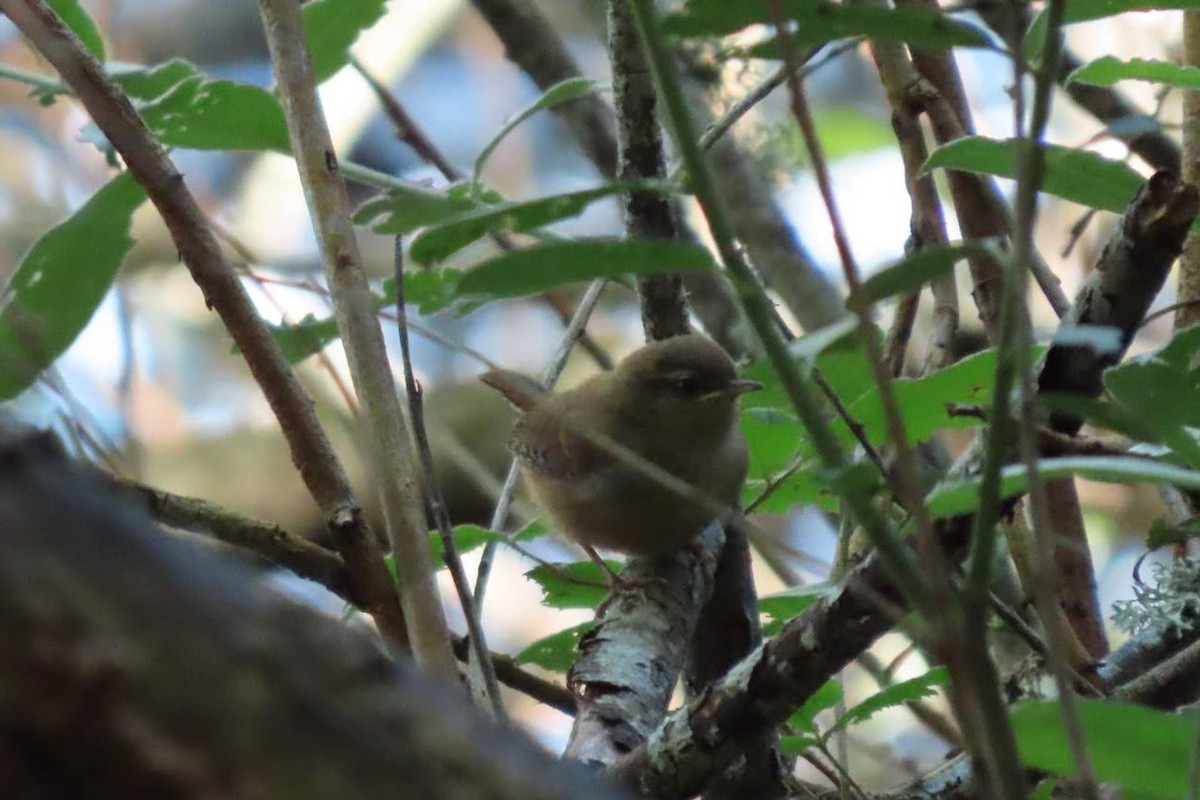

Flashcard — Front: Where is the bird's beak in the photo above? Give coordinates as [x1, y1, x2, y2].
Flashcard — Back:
[703, 379, 763, 400]
[728, 379, 764, 395]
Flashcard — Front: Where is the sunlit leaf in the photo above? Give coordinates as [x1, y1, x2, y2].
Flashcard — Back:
[0, 172, 146, 399]
[302, 0, 387, 83]
[87, 59, 289, 152]
[1067, 56, 1200, 90]
[1025, 0, 1200, 65]
[1104, 324, 1200, 468]
[410, 181, 677, 266]
[1012, 700, 1194, 800]
[516, 621, 597, 673]
[526, 561, 614, 610]
[451, 240, 715, 309]
[665, 0, 993, 52]
[859, 243, 994, 304]
[354, 182, 494, 236]
[927, 457, 1200, 518]
[923, 137, 1142, 213]
[48, 0, 105, 60]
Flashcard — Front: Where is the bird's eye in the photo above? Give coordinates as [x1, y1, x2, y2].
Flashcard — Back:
[673, 374, 700, 394]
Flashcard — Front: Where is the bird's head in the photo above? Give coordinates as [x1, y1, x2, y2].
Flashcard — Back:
[614, 334, 762, 430]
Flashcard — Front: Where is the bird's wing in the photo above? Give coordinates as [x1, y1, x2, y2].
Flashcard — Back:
[508, 405, 610, 482]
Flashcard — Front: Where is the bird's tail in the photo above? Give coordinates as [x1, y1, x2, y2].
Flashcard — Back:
[479, 368, 548, 412]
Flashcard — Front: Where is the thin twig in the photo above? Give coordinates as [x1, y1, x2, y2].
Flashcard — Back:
[473, 279, 609, 605]
[767, 0, 943, 615]
[1006, 0, 1100, 793]
[394, 239, 506, 720]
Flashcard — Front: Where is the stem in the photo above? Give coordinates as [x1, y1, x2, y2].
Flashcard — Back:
[255, 0, 456, 674]
[394, 240, 506, 720]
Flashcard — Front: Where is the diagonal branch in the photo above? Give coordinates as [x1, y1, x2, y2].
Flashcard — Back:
[0, 0, 410, 651]
[256, 0, 456, 673]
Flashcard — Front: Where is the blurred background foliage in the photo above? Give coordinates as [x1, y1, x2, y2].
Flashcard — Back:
[0, 0, 1192, 780]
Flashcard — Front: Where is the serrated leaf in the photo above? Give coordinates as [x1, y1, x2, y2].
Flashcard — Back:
[0, 172, 146, 400]
[474, 78, 601, 187]
[827, 667, 948, 736]
[859, 243, 991, 304]
[302, 0, 387, 83]
[927, 457, 1200, 518]
[526, 561, 614, 610]
[410, 181, 677, 266]
[516, 621, 597, 673]
[665, 0, 993, 51]
[923, 137, 1142, 213]
[1012, 699, 1193, 800]
[1067, 56, 1200, 90]
[784, 678, 843, 746]
[452, 240, 715, 310]
[48, 0, 105, 60]
[1146, 516, 1200, 550]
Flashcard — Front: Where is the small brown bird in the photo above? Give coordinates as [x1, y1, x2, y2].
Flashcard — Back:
[480, 334, 761, 560]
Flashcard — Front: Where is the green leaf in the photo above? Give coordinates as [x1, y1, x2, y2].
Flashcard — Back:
[0, 172, 146, 400]
[923, 136, 1143, 213]
[1146, 516, 1200, 550]
[452, 240, 715, 309]
[781, 678, 843, 754]
[47, 0, 105, 60]
[429, 521, 547, 571]
[95, 60, 290, 152]
[759, 584, 835, 636]
[843, 347, 1021, 446]
[526, 561, 613, 610]
[858, 243, 993, 304]
[269, 314, 341, 364]
[927, 457, 1200, 518]
[1011, 699, 1195, 800]
[516, 621, 597, 673]
[828, 667, 949, 735]
[302, 0, 387, 83]
[354, 182, 488, 236]
[742, 317, 864, 411]
[1067, 56, 1200, 90]
[1104, 325, 1200, 469]
[428, 524, 496, 570]
[410, 181, 678, 266]
[665, 0, 993, 51]
[474, 78, 601, 187]
[1025, 0, 1200, 65]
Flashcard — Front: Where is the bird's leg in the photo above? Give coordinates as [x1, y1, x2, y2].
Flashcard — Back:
[584, 545, 627, 588]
